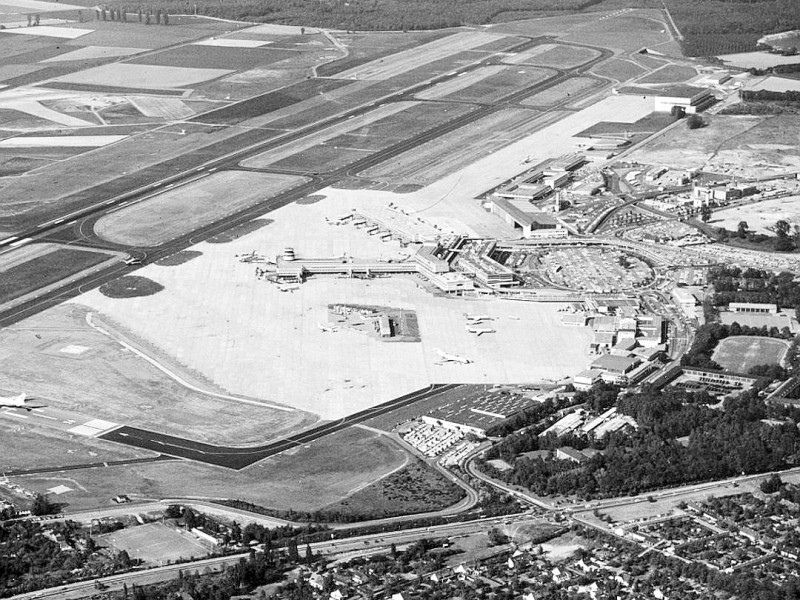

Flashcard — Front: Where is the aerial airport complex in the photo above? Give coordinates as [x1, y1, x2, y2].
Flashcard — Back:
[1, 0, 800, 597]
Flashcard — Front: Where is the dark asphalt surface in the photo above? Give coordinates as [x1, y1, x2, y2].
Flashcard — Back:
[100, 384, 460, 469]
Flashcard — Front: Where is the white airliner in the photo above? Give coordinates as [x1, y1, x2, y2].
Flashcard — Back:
[0, 393, 27, 408]
[318, 323, 338, 333]
[465, 314, 494, 323]
[435, 349, 472, 364]
[465, 325, 496, 336]
[277, 283, 299, 293]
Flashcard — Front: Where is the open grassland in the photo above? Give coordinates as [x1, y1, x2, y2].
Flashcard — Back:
[591, 58, 646, 82]
[317, 30, 452, 77]
[94, 171, 308, 246]
[318, 458, 465, 520]
[242, 101, 477, 172]
[712, 336, 789, 373]
[54, 63, 233, 90]
[98, 522, 211, 564]
[561, 12, 680, 55]
[360, 107, 551, 186]
[0, 304, 313, 445]
[0, 419, 155, 472]
[12, 427, 408, 513]
[637, 63, 697, 84]
[129, 44, 298, 70]
[520, 76, 600, 106]
[0, 245, 113, 305]
[508, 43, 600, 69]
[418, 65, 555, 104]
[627, 115, 800, 178]
[332, 30, 507, 81]
[712, 196, 800, 236]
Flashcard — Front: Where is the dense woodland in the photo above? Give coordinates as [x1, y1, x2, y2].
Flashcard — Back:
[97, 0, 800, 57]
[481, 385, 800, 499]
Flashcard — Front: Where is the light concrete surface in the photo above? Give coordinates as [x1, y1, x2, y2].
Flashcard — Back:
[74, 193, 593, 421]
[54, 63, 234, 89]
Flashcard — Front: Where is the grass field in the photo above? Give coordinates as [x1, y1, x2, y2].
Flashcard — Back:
[130, 44, 298, 70]
[94, 171, 308, 247]
[520, 76, 599, 107]
[626, 115, 800, 178]
[0, 304, 313, 446]
[712, 196, 800, 236]
[360, 107, 550, 185]
[511, 43, 600, 69]
[637, 63, 697, 84]
[0, 245, 111, 305]
[98, 522, 211, 564]
[0, 419, 154, 472]
[99, 276, 165, 299]
[590, 58, 646, 82]
[712, 336, 790, 373]
[432, 66, 554, 104]
[12, 427, 408, 513]
[318, 459, 465, 520]
[54, 63, 233, 90]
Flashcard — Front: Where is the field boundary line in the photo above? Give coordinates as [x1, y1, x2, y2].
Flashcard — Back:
[84, 311, 293, 412]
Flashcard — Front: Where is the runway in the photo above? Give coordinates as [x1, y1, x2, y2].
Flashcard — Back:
[100, 383, 461, 469]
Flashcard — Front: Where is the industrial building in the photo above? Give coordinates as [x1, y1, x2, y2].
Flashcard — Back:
[619, 85, 715, 114]
[489, 197, 568, 239]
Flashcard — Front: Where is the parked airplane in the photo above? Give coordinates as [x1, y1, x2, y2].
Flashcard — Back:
[0, 393, 27, 409]
[465, 325, 496, 336]
[435, 349, 472, 364]
[318, 323, 338, 333]
[464, 314, 493, 323]
[277, 283, 299, 293]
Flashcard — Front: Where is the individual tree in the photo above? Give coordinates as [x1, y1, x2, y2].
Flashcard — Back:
[737, 221, 749, 238]
[686, 114, 704, 129]
[31, 493, 53, 516]
[776, 219, 791, 238]
[700, 205, 712, 223]
[760, 473, 783, 494]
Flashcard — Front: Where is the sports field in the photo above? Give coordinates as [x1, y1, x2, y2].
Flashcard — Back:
[98, 522, 211, 563]
[712, 336, 790, 373]
[94, 171, 309, 247]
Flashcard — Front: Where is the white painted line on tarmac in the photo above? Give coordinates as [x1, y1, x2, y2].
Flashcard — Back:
[0, 236, 18, 245]
[1, 409, 28, 419]
[9, 237, 32, 248]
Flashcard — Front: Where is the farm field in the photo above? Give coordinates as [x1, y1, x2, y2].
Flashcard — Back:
[129, 44, 298, 70]
[11, 427, 409, 513]
[0, 304, 313, 445]
[712, 336, 790, 373]
[98, 522, 211, 564]
[712, 196, 800, 236]
[94, 171, 309, 246]
[520, 76, 599, 107]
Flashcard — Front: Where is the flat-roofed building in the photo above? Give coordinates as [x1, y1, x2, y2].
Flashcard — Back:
[592, 354, 641, 375]
[489, 197, 568, 239]
[573, 369, 603, 391]
[729, 302, 778, 314]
